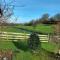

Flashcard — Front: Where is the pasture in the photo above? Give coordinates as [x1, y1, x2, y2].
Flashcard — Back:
[0, 24, 53, 33]
[16, 24, 53, 33]
[0, 24, 58, 60]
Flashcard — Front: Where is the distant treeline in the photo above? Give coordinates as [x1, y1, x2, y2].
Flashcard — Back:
[24, 13, 60, 26]
[1, 13, 60, 26]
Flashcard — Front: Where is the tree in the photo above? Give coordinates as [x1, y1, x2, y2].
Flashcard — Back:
[28, 32, 40, 51]
[49, 17, 56, 24]
[0, 0, 14, 26]
[42, 13, 49, 20]
[53, 13, 60, 21]
[0, 7, 3, 17]
[40, 13, 49, 24]
[0, 0, 14, 31]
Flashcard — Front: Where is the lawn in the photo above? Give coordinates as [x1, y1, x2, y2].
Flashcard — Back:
[41, 42, 57, 52]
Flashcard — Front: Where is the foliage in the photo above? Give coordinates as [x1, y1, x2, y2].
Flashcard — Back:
[0, 40, 58, 60]
[24, 20, 35, 26]
[53, 13, 60, 21]
[24, 13, 60, 25]
[28, 32, 40, 50]
[13, 40, 28, 51]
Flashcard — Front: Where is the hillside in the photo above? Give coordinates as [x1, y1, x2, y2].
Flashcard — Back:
[0, 24, 54, 34]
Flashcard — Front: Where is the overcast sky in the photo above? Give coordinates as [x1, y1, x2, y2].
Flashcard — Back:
[1, 0, 60, 23]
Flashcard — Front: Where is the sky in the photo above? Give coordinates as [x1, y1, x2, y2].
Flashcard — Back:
[1, 0, 60, 23]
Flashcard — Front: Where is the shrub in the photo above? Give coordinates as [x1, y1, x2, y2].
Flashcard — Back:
[28, 32, 40, 50]
[13, 40, 28, 51]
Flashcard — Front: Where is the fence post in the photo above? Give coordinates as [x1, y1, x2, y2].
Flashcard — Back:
[48, 34, 49, 42]
[7, 32, 8, 41]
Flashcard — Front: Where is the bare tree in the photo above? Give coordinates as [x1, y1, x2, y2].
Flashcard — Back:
[0, 1, 14, 23]
[0, 0, 15, 32]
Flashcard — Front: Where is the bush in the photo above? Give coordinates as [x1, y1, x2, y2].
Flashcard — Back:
[13, 40, 28, 51]
[28, 32, 40, 50]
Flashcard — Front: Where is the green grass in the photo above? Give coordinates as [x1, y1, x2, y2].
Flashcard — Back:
[0, 24, 56, 60]
[0, 24, 54, 33]
[41, 42, 57, 52]
[35, 24, 53, 33]
[0, 41, 16, 50]
[0, 40, 57, 60]
[16, 24, 54, 33]
[0, 26, 27, 33]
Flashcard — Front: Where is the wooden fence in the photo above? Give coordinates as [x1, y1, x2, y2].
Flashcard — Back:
[0, 32, 49, 42]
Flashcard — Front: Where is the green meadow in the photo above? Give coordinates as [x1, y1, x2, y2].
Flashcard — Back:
[0, 24, 57, 60]
[0, 41, 57, 60]
[0, 24, 53, 33]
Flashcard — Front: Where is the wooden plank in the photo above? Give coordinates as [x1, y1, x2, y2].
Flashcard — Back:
[0, 32, 49, 42]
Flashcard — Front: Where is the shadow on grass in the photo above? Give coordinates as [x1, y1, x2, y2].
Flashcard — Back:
[12, 40, 58, 60]
[12, 40, 29, 51]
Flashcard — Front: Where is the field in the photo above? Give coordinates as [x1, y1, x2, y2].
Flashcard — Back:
[0, 24, 53, 33]
[0, 24, 58, 60]
[16, 24, 54, 34]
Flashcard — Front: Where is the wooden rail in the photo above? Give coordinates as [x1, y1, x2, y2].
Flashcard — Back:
[0, 32, 49, 42]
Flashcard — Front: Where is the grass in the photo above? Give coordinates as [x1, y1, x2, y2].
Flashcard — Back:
[0, 24, 54, 34]
[0, 26, 27, 33]
[35, 24, 53, 33]
[0, 24, 57, 60]
[0, 40, 16, 50]
[16, 24, 54, 34]
[0, 39, 57, 60]
[41, 42, 57, 52]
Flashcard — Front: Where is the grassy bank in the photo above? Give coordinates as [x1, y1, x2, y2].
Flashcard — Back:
[0, 24, 53, 34]
[0, 40, 57, 60]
